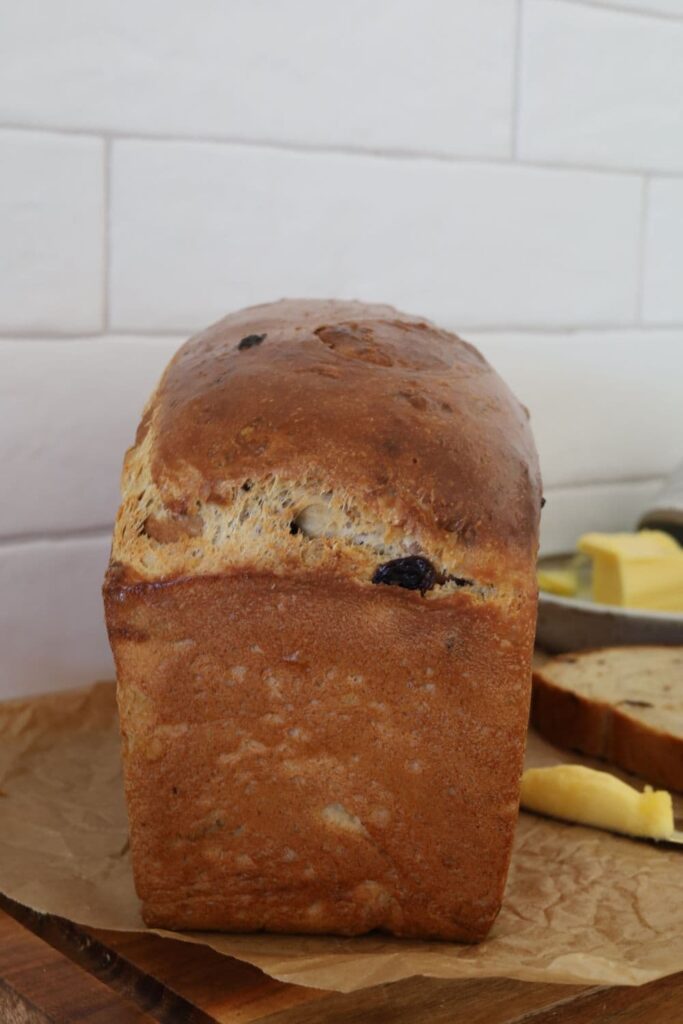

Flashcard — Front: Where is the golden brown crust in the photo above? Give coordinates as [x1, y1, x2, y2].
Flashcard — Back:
[156, 300, 539, 550]
[110, 300, 541, 588]
[104, 299, 542, 942]
[532, 656, 683, 792]
[105, 570, 537, 941]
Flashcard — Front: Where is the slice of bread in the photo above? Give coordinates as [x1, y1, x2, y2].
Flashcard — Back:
[532, 647, 683, 792]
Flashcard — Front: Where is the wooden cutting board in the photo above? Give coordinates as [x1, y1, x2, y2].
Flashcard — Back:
[2, 896, 683, 1023]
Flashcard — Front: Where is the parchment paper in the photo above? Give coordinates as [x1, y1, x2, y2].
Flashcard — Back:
[0, 681, 682, 993]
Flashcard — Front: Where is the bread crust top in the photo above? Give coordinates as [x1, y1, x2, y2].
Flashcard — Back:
[108, 299, 541, 592]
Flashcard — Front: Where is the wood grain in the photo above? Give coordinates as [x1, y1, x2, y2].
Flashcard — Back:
[0, 907, 155, 1023]
[0, 898, 211, 1024]
[87, 929, 321, 1024]
[87, 929, 594, 1024]
[2, 898, 683, 1023]
[535, 971, 683, 1023]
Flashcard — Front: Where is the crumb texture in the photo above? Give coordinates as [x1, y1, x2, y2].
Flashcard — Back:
[537, 647, 683, 735]
[532, 646, 683, 791]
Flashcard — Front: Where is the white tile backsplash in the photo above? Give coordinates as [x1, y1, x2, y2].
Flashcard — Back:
[0, 0, 516, 158]
[519, 0, 683, 172]
[472, 330, 683, 490]
[0, 537, 114, 698]
[0, 338, 180, 536]
[539, 478, 664, 556]
[110, 141, 641, 331]
[642, 179, 683, 324]
[1, 0, 683, 696]
[0, 130, 103, 332]
[584, 0, 683, 15]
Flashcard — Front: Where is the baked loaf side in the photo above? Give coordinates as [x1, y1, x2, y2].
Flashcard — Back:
[104, 299, 542, 942]
[532, 646, 683, 792]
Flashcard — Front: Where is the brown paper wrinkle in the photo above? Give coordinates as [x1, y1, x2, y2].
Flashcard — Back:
[0, 681, 682, 994]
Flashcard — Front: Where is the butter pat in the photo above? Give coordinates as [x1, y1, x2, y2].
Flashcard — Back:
[578, 530, 683, 612]
[537, 568, 578, 597]
[520, 764, 674, 840]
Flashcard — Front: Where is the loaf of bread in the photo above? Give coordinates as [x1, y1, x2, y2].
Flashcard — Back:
[532, 646, 683, 791]
[104, 299, 541, 942]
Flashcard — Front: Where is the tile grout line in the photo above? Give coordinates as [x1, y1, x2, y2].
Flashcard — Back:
[511, 0, 525, 160]
[466, 322, 683, 334]
[2, 324, 683, 342]
[0, 330, 187, 341]
[459, 321, 683, 333]
[2, 122, 683, 181]
[102, 137, 112, 331]
[0, 526, 113, 549]
[563, 0, 683, 24]
[547, 474, 664, 492]
[634, 176, 650, 325]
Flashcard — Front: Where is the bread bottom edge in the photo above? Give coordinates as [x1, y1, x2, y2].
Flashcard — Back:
[141, 902, 493, 944]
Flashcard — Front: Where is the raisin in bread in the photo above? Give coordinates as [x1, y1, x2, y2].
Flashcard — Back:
[532, 646, 683, 792]
[104, 299, 541, 942]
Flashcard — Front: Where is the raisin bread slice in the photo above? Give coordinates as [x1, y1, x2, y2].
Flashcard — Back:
[532, 647, 683, 792]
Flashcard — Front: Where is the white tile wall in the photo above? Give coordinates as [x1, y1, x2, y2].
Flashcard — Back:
[2, 0, 683, 696]
[642, 179, 683, 323]
[585, 0, 683, 16]
[0, 537, 114, 699]
[0, 0, 516, 158]
[0, 338, 180, 536]
[519, 0, 683, 172]
[111, 141, 641, 331]
[538, 478, 665, 557]
[0, 131, 103, 332]
[473, 331, 683, 489]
